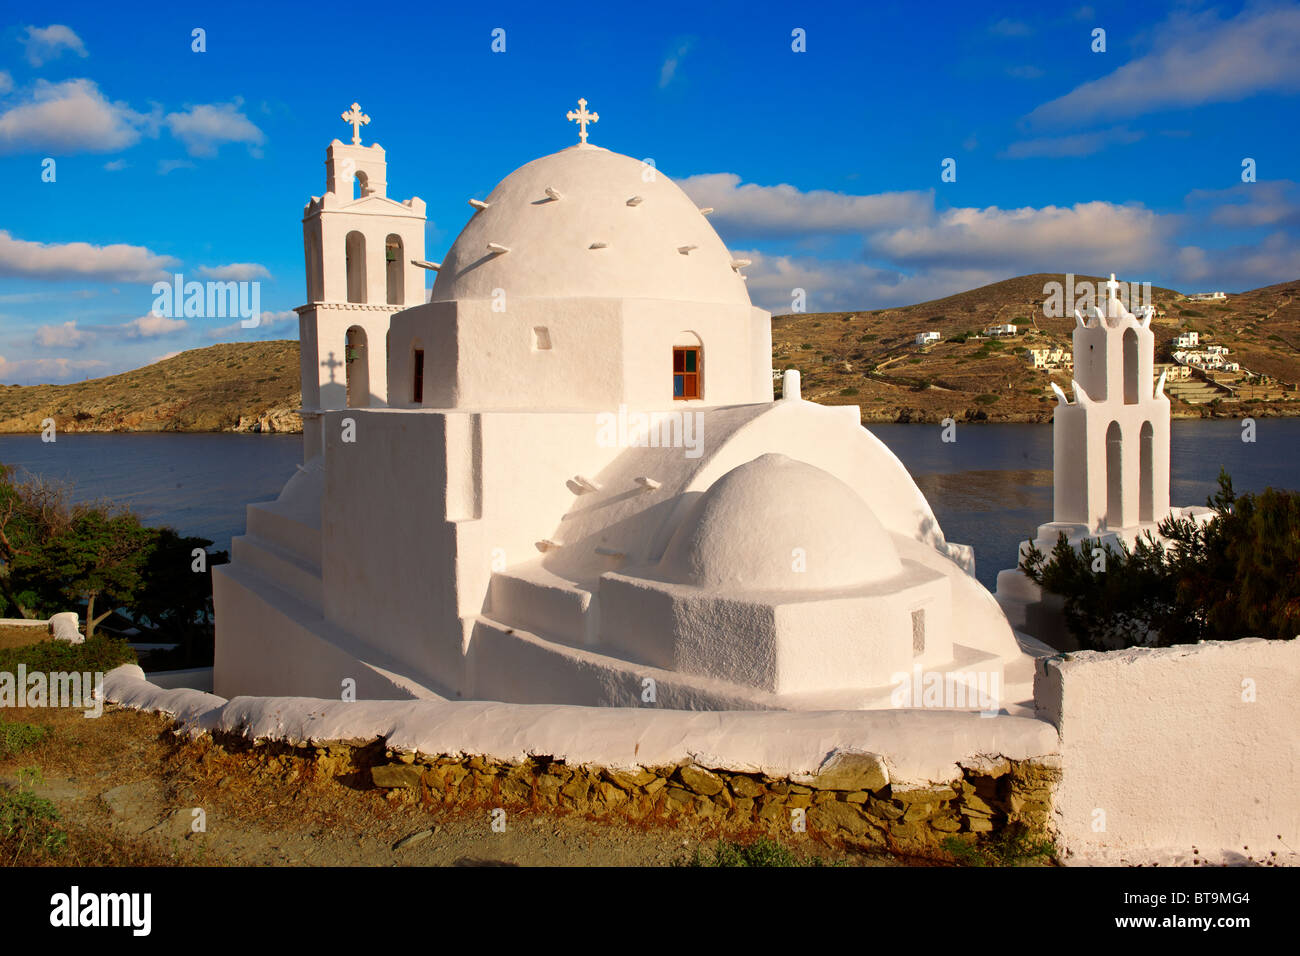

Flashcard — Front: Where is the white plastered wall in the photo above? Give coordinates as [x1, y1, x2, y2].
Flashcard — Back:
[1036, 638, 1300, 863]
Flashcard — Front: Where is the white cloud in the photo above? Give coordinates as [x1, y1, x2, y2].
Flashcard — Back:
[21, 25, 88, 67]
[151, 350, 182, 364]
[34, 320, 91, 348]
[195, 262, 271, 281]
[0, 230, 178, 281]
[0, 71, 12, 95]
[165, 100, 265, 157]
[1002, 125, 1145, 158]
[206, 309, 298, 339]
[868, 201, 1177, 275]
[740, 249, 1004, 313]
[103, 158, 128, 171]
[157, 158, 194, 175]
[0, 354, 105, 384]
[1026, 6, 1300, 127]
[990, 18, 1032, 37]
[122, 314, 187, 338]
[678, 173, 934, 238]
[1187, 181, 1300, 229]
[1175, 232, 1300, 288]
[0, 78, 156, 155]
[660, 37, 696, 88]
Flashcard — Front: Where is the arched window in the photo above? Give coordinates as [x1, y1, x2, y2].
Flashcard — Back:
[1123, 328, 1139, 404]
[672, 331, 702, 400]
[1139, 421, 1155, 523]
[353, 171, 369, 200]
[345, 232, 367, 304]
[1105, 421, 1123, 528]
[386, 235, 404, 305]
[345, 326, 369, 408]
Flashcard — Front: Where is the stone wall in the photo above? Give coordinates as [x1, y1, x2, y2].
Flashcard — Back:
[219, 734, 1060, 856]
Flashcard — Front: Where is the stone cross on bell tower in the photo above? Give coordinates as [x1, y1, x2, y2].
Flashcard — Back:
[341, 102, 370, 145]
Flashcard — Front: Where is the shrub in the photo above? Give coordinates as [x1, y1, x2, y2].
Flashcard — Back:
[0, 634, 136, 675]
[974, 394, 1000, 405]
[0, 771, 68, 861]
[839, 387, 860, 396]
[0, 719, 48, 759]
[1020, 471, 1300, 649]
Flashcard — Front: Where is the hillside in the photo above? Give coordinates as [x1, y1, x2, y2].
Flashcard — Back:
[0, 340, 302, 434]
[1, 275, 1296, 433]
[770, 274, 1300, 423]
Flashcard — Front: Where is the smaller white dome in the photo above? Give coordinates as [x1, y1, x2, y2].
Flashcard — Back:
[658, 454, 903, 591]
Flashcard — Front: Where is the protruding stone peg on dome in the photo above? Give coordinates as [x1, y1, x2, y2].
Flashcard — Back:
[730, 258, 752, 271]
[677, 244, 698, 255]
[626, 196, 643, 206]
[566, 97, 599, 145]
[782, 369, 802, 401]
[536, 538, 563, 552]
[486, 242, 510, 255]
[634, 476, 661, 491]
[699, 207, 715, 215]
[545, 186, 563, 201]
[589, 242, 608, 249]
[571, 475, 601, 494]
[468, 199, 490, 211]
[411, 259, 441, 271]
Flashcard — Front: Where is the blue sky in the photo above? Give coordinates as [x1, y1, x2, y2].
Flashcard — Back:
[2, 0, 1298, 383]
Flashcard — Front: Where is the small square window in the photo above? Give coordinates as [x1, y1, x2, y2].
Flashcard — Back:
[533, 327, 552, 350]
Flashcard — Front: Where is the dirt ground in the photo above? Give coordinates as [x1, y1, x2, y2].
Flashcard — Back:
[0, 700, 912, 867]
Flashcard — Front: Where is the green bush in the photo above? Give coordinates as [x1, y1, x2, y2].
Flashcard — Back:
[0, 719, 48, 759]
[0, 772, 68, 861]
[974, 394, 1000, 405]
[685, 837, 841, 867]
[839, 387, 859, 396]
[1021, 471, 1300, 649]
[0, 634, 136, 675]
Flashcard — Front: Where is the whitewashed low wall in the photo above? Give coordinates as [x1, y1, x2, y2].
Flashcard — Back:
[103, 664, 1058, 786]
[1037, 637, 1300, 864]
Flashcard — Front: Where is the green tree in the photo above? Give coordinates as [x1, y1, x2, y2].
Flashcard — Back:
[1021, 471, 1300, 649]
[12, 510, 153, 638]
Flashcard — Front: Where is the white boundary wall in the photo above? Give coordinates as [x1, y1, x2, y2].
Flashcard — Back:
[1037, 638, 1299, 864]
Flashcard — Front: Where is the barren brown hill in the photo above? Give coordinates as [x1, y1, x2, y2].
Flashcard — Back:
[0, 340, 302, 434]
[3, 275, 1297, 433]
[770, 274, 1300, 423]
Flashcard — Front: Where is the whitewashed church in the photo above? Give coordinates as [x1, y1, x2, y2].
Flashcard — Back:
[214, 102, 1051, 710]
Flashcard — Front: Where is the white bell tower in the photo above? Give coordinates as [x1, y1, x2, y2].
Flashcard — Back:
[297, 102, 427, 460]
[1050, 275, 1171, 532]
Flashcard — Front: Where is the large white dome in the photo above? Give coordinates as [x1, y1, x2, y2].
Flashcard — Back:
[431, 144, 751, 306]
[658, 454, 904, 592]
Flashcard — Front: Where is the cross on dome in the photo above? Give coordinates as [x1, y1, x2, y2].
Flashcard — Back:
[566, 98, 599, 145]
[341, 102, 370, 145]
[1107, 273, 1120, 300]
